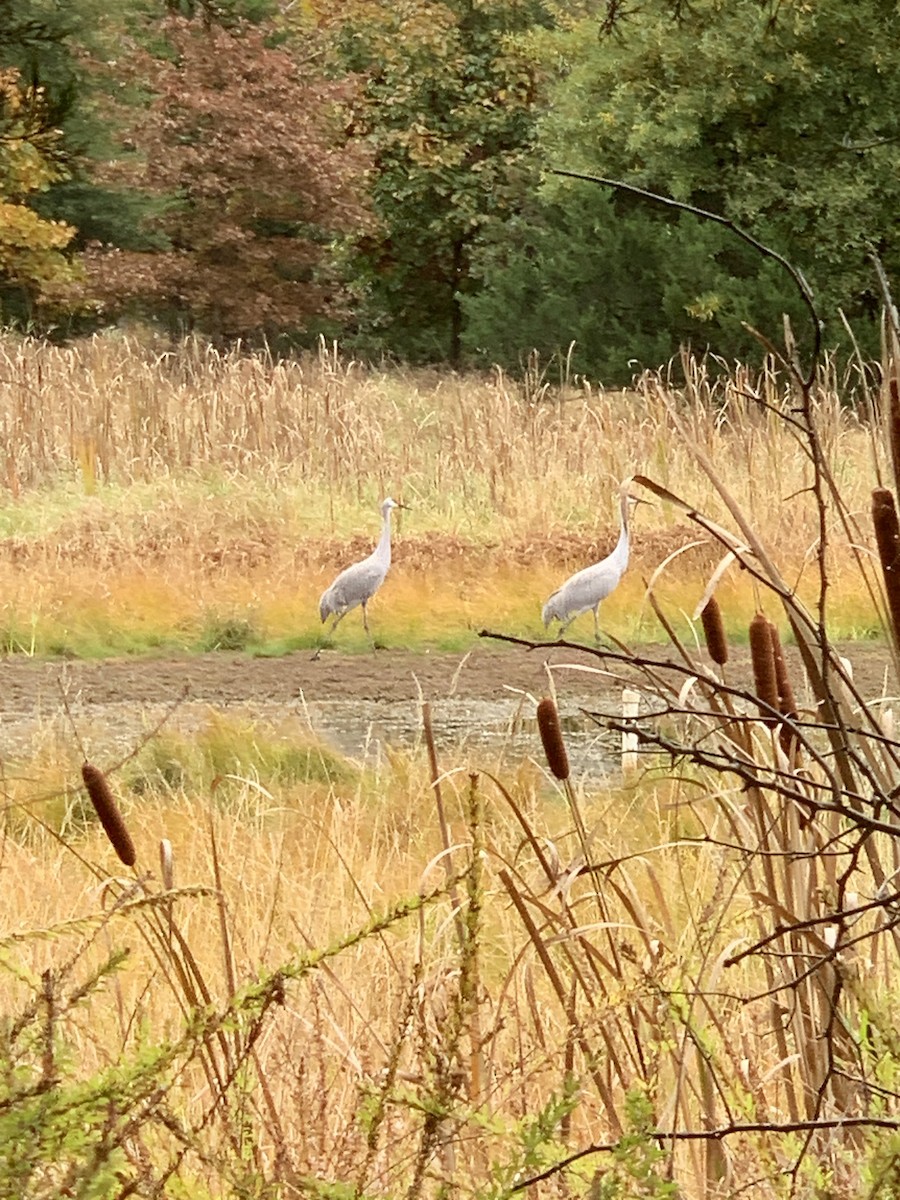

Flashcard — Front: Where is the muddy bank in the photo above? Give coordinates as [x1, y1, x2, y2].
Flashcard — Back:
[0, 640, 892, 765]
[0, 640, 891, 711]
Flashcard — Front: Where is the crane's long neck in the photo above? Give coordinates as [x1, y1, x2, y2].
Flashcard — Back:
[376, 508, 393, 565]
[611, 493, 630, 569]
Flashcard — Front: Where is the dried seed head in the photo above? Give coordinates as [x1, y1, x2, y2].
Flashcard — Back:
[536, 697, 570, 781]
[766, 618, 799, 757]
[700, 596, 729, 665]
[748, 613, 778, 720]
[765, 618, 797, 719]
[81, 762, 136, 867]
[872, 487, 900, 643]
[159, 838, 174, 891]
[889, 375, 900, 495]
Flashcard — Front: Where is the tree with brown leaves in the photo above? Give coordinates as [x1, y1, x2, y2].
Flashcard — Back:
[77, 14, 370, 340]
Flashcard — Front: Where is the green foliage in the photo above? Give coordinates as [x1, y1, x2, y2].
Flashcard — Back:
[524, 0, 900, 370]
[0, 951, 176, 1199]
[866, 1131, 900, 1199]
[337, 0, 551, 365]
[462, 185, 809, 381]
[0, 0, 161, 321]
[589, 1090, 681, 1200]
[197, 610, 262, 652]
[485, 1078, 580, 1198]
[124, 716, 357, 795]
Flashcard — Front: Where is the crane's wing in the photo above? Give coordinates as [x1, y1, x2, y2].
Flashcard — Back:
[564, 560, 622, 603]
[319, 556, 387, 619]
[543, 561, 623, 624]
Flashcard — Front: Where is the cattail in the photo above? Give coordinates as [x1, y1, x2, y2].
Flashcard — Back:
[748, 613, 778, 721]
[766, 617, 799, 757]
[536, 697, 570, 781]
[873, 487, 900, 644]
[766, 619, 797, 720]
[700, 596, 729, 666]
[81, 762, 136, 867]
[888, 375, 900, 496]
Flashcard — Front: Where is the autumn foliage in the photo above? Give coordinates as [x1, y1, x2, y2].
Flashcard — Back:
[0, 68, 75, 296]
[77, 16, 371, 338]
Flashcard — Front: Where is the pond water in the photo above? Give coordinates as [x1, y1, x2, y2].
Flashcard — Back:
[302, 695, 624, 779]
[3, 693, 627, 781]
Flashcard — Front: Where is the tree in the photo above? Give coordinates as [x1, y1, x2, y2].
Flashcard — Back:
[73, 13, 371, 340]
[461, 186, 803, 382]
[0, 66, 75, 310]
[527, 0, 900, 361]
[332, 0, 551, 365]
[0, 1, 197, 329]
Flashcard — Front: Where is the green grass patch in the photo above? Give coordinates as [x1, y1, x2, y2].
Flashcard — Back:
[124, 714, 356, 797]
[194, 611, 263, 653]
[0, 572, 884, 661]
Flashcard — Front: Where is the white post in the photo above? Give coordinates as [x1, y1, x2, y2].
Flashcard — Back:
[622, 688, 640, 775]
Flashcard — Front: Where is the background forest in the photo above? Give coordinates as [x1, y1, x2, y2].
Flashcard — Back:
[2, 0, 899, 384]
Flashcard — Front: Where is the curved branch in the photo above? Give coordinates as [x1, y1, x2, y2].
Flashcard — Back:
[551, 167, 823, 387]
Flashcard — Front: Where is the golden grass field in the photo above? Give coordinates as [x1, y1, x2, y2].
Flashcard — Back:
[2, 331, 899, 1199]
[0, 331, 885, 654]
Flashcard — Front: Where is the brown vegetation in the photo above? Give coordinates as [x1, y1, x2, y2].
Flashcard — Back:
[3, 337, 900, 1198]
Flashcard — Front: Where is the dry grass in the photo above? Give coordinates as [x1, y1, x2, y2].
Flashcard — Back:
[3, 674, 897, 1198]
[0, 331, 884, 652]
[0, 720, 819, 1196]
[1, 332, 899, 1197]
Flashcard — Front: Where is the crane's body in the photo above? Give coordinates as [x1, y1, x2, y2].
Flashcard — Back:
[542, 489, 636, 640]
[319, 498, 401, 640]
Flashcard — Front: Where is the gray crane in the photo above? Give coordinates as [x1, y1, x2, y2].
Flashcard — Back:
[319, 497, 405, 642]
[542, 484, 643, 641]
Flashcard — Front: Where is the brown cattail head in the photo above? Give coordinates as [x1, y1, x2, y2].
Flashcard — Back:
[765, 618, 797, 719]
[888, 374, 900, 496]
[748, 613, 779, 720]
[81, 762, 136, 867]
[700, 596, 729, 666]
[766, 618, 799, 758]
[536, 697, 570, 781]
[872, 487, 900, 643]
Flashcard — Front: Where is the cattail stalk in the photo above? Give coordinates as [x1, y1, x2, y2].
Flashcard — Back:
[748, 613, 778, 722]
[536, 697, 570, 781]
[81, 762, 136, 867]
[872, 487, 900, 645]
[700, 596, 729, 666]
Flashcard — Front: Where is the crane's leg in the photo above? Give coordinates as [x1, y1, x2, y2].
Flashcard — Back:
[312, 608, 346, 659]
[328, 609, 348, 634]
[592, 606, 601, 644]
[361, 601, 377, 647]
